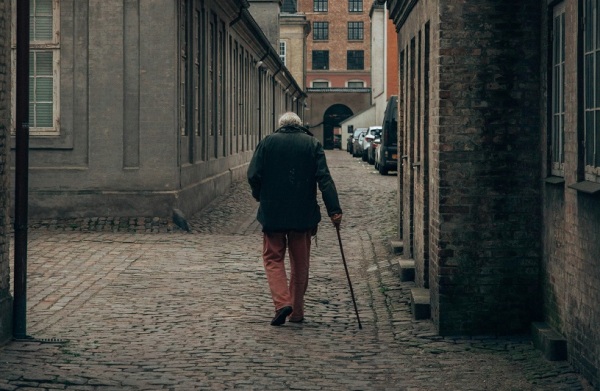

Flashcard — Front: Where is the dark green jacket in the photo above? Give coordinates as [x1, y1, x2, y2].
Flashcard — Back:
[247, 125, 342, 232]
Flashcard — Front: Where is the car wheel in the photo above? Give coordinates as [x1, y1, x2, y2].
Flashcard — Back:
[378, 164, 388, 175]
[362, 151, 368, 162]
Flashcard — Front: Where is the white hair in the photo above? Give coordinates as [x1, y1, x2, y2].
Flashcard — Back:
[278, 112, 302, 128]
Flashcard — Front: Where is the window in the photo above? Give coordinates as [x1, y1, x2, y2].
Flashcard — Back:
[348, 22, 364, 40]
[348, 81, 364, 88]
[282, 0, 297, 13]
[347, 50, 364, 70]
[279, 40, 287, 65]
[583, 0, 600, 179]
[312, 50, 329, 70]
[349, 0, 363, 12]
[314, 0, 328, 12]
[178, 0, 188, 136]
[551, 3, 565, 176]
[313, 22, 329, 40]
[312, 81, 329, 88]
[12, 0, 60, 135]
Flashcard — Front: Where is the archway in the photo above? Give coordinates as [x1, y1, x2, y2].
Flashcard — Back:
[322, 104, 353, 149]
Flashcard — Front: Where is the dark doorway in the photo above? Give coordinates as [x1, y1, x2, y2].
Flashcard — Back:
[323, 104, 353, 149]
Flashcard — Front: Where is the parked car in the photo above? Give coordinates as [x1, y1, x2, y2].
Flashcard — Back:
[352, 128, 368, 157]
[347, 133, 354, 154]
[366, 128, 382, 164]
[367, 133, 381, 165]
[360, 126, 382, 162]
[333, 134, 342, 149]
[375, 96, 398, 175]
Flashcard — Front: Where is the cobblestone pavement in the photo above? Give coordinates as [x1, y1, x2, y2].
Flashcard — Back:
[0, 150, 594, 390]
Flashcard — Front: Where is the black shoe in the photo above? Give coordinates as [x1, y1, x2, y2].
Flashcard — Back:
[270, 306, 293, 326]
[288, 317, 304, 323]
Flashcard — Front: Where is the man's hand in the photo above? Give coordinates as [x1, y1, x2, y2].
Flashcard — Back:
[330, 213, 342, 227]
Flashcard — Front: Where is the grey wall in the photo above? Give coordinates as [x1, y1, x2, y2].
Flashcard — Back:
[248, 0, 281, 51]
[18, 0, 179, 217]
[14, 0, 305, 220]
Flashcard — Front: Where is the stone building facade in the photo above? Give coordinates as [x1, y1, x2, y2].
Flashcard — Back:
[0, 0, 11, 344]
[280, 2, 311, 89]
[385, 0, 600, 386]
[12, 0, 305, 219]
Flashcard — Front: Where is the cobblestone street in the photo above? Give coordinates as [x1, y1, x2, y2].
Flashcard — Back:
[0, 150, 593, 390]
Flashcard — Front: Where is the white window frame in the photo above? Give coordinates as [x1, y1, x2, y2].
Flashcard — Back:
[279, 40, 287, 65]
[551, 2, 565, 177]
[11, 0, 61, 136]
[311, 80, 329, 88]
[347, 80, 365, 88]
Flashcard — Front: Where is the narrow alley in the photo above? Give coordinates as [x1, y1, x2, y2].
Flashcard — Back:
[0, 150, 591, 390]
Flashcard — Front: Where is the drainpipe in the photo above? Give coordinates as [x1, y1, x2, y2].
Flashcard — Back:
[14, 0, 30, 340]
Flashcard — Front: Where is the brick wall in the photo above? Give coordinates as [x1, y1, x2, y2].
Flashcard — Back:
[299, 0, 371, 88]
[393, 0, 542, 335]
[0, 0, 12, 344]
[386, 18, 398, 98]
[434, 0, 542, 335]
[540, 0, 600, 386]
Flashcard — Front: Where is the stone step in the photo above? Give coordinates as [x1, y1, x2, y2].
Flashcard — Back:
[390, 240, 403, 254]
[531, 322, 567, 361]
[410, 288, 431, 320]
[397, 258, 415, 282]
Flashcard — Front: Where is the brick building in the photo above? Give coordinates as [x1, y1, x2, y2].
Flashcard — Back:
[289, 0, 373, 148]
[385, 0, 599, 386]
[0, 0, 10, 344]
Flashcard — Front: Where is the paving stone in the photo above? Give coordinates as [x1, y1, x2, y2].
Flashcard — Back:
[0, 151, 594, 390]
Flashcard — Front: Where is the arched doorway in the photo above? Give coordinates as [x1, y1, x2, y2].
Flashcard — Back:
[323, 104, 353, 149]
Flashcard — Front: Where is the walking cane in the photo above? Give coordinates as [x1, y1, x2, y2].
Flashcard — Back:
[335, 223, 362, 329]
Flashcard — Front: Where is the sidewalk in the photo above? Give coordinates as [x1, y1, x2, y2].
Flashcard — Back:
[0, 150, 592, 390]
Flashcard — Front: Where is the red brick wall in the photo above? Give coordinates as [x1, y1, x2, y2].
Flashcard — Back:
[299, 0, 371, 87]
[386, 17, 398, 97]
[307, 72, 369, 88]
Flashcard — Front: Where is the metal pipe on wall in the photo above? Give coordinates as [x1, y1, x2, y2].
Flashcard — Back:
[13, 0, 31, 339]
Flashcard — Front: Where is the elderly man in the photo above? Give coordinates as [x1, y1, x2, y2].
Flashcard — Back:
[248, 112, 343, 326]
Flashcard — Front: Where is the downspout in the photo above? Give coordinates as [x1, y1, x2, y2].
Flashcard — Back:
[256, 53, 268, 140]
[14, 0, 30, 340]
[258, 69, 263, 140]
